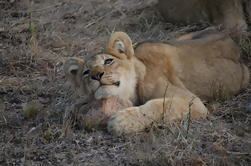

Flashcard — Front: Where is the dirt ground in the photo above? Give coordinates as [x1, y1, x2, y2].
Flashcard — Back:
[0, 0, 250, 165]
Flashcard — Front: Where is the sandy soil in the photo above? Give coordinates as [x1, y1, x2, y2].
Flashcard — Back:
[0, 0, 250, 165]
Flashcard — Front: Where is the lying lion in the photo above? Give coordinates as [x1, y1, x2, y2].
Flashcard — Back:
[158, 0, 251, 39]
[64, 28, 249, 136]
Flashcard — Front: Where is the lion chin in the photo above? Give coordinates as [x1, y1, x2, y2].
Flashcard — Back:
[64, 27, 249, 136]
[94, 85, 120, 100]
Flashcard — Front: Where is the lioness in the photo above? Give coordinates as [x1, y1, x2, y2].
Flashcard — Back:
[64, 29, 249, 136]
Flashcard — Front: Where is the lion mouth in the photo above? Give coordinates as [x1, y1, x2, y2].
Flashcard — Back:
[100, 81, 120, 87]
[113, 81, 120, 86]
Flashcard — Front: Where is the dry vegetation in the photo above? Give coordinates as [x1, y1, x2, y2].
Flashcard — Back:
[0, 0, 250, 165]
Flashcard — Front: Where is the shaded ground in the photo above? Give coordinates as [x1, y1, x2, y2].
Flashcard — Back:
[0, 0, 250, 165]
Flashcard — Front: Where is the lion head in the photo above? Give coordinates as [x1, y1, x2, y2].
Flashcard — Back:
[64, 32, 140, 103]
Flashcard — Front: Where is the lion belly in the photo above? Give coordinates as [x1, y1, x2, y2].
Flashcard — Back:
[175, 38, 249, 100]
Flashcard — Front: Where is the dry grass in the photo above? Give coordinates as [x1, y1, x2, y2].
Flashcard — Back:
[0, 0, 250, 165]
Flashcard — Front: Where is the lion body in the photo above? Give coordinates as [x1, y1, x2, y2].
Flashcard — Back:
[64, 29, 249, 135]
[135, 30, 249, 101]
[158, 0, 250, 39]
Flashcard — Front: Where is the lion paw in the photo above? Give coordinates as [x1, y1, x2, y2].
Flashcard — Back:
[107, 107, 145, 136]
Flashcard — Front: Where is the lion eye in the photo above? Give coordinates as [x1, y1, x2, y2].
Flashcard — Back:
[104, 58, 114, 65]
[83, 69, 90, 76]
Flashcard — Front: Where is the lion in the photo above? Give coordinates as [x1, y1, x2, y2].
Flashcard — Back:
[64, 28, 249, 136]
[63, 58, 133, 130]
[158, 0, 251, 39]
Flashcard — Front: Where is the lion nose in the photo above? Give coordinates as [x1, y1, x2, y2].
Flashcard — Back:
[91, 72, 104, 81]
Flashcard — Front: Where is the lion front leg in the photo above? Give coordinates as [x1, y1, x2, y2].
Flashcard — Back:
[107, 96, 208, 136]
[107, 106, 158, 136]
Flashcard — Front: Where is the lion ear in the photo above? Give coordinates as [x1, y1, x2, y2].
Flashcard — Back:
[106, 32, 134, 59]
[68, 64, 79, 75]
[64, 57, 85, 88]
[64, 58, 84, 75]
[114, 40, 125, 54]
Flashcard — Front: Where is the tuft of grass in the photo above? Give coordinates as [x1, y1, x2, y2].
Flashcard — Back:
[210, 81, 230, 101]
[239, 33, 251, 60]
[23, 103, 40, 119]
[43, 126, 62, 141]
[28, 0, 39, 62]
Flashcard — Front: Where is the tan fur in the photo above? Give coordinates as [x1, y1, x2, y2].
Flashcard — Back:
[158, 0, 250, 39]
[64, 29, 249, 136]
[63, 57, 93, 102]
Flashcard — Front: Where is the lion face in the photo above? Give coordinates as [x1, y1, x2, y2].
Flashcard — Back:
[82, 53, 137, 101]
[64, 57, 93, 102]
[64, 32, 141, 103]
